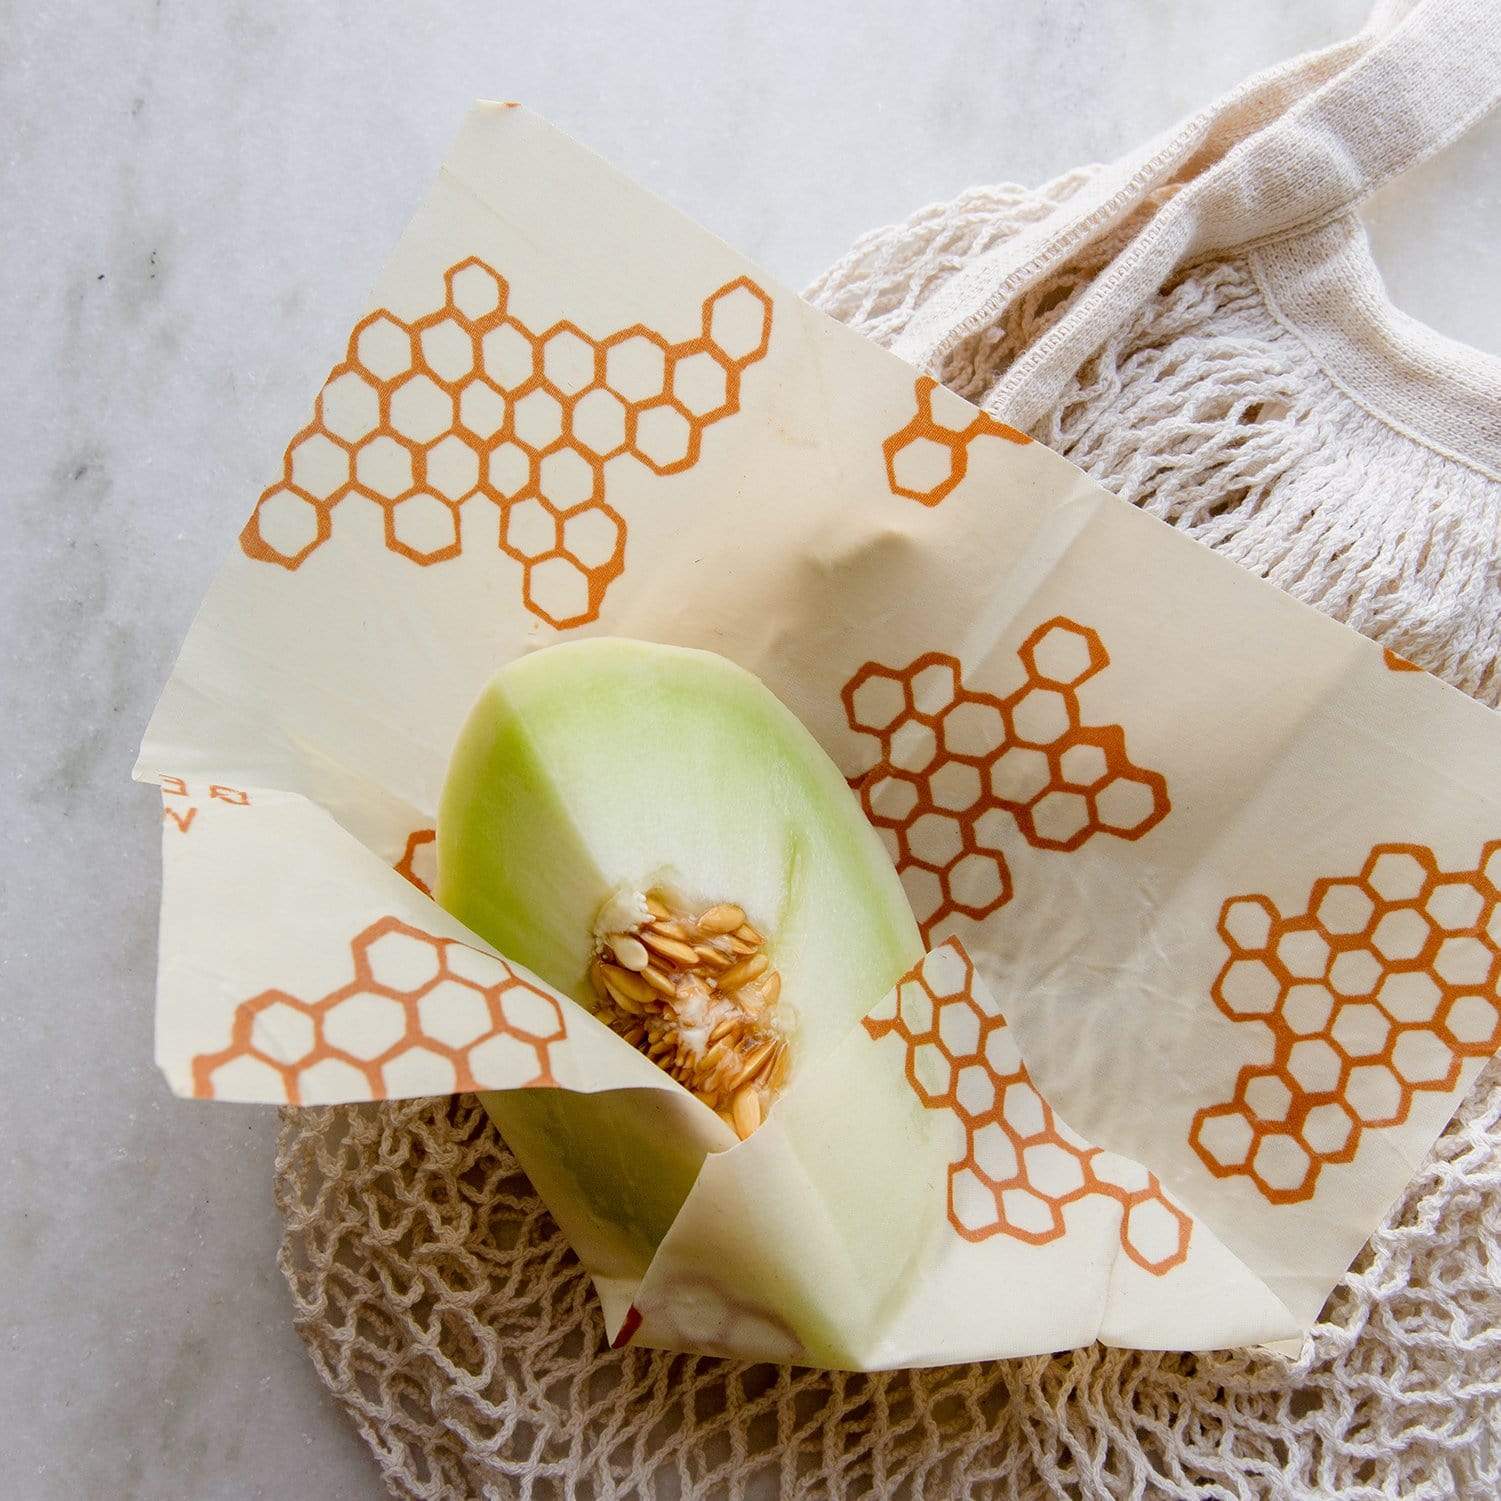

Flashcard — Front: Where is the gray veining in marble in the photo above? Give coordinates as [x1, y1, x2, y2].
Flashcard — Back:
[3, 1, 1495, 1494]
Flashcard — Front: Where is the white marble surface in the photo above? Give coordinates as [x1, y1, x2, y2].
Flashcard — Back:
[4, 1, 1497, 1495]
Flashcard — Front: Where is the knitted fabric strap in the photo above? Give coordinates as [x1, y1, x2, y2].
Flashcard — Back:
[892, 0, 1501, 431]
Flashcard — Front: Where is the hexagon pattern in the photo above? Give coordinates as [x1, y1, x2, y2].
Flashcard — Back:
[1190, 841, 1501, 1203]
[395, 826, 437, 897]
[883, 375, 1031, 505]
[190, 916, 566, 1101]
[240, 258, 773, 628]
[864, 941, 1192, 1275]
[843, 618, 1171, 942]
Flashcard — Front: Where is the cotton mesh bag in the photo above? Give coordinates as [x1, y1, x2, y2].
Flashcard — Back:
[274, 1, 1501, 1494]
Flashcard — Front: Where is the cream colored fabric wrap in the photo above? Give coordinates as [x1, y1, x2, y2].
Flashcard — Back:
[276, 2, 1501, 1493]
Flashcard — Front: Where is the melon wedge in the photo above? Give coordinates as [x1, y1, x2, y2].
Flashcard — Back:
[437, 638, 922, 1290]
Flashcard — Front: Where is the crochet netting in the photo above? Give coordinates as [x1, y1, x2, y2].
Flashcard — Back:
[275, 169, 1501, 1499]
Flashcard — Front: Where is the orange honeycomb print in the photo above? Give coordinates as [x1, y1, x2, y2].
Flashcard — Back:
[843, 618, 1170, 942]
[190, 916, 566, 1103]
[395, 827, 436, 897]
[865, 943, 1192, 1274]
[1190, 842, 1501, 1204]
[883, 375, 1030, 506]
[240, 259, 773, 629]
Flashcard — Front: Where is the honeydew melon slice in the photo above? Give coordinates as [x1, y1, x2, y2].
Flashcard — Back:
[436, 638, 922, 1291]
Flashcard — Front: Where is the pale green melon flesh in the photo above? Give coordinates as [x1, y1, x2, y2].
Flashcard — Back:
[437, 638, 921, 1071]
[475, 1085, 712, 1291]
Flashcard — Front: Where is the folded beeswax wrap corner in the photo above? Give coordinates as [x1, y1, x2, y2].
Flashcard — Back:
[137, 102, 1501, 1369]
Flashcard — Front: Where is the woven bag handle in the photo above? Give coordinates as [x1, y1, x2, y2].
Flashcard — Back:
[891, 0, 1501, 431]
